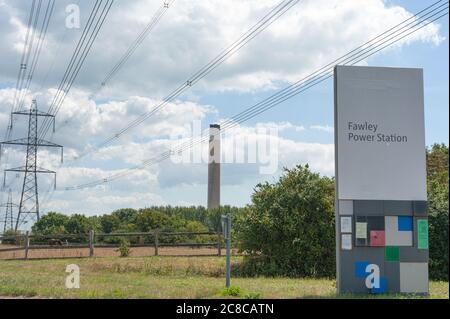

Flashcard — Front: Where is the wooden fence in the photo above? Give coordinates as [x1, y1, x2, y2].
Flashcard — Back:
[0, 230, 224, 260]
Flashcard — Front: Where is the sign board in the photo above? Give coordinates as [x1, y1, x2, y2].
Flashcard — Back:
[335, 65, 426, 201]
[334, 65, 428, 295]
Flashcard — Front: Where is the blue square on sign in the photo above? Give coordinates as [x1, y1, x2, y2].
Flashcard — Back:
[372, 277, 387, 294]
[398, 216, 413, 231]
[355, 261, 370, 278]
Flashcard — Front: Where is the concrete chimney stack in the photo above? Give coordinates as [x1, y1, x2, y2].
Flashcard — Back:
[207, 124, 220, 209]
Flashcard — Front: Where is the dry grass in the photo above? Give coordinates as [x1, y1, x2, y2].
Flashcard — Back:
[0, 256, 448, 299]
[0, 246, 221, 260]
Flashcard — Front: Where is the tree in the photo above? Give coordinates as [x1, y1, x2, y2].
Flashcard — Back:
[100, 214, 121, 233]
[135, 209, 172, 232]
[32, 212, 69, 235]
[111, 208, 138, 225]
[65, 214, 92, 234]
[236, 165, 335, 278]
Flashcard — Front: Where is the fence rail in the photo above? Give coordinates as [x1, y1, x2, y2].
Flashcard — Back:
[0, 230, 224, 260]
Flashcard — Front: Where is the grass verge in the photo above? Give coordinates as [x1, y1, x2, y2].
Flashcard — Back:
[0, 256, 448, 299]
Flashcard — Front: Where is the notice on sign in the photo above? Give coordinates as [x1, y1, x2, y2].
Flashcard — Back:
[341, 234, 352, 250]
[417, 219, 429, 250]
[340, 217, 352, 233]
[356, 222, 367, 239]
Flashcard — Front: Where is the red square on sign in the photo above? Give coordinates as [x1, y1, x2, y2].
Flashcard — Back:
[370, 231, 385, 247]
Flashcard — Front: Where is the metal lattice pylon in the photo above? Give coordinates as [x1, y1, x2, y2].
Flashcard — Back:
[0, 100, 63, 230]
[0, 189, 18, 234]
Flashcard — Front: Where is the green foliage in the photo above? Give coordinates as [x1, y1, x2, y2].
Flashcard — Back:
[243, 292, 261, 299]
[236, 165, 335, 278]
[427, 144, 449, 281]
[31, 212, 69, 235]
[221, 286, 243, 297]
[136, 209, 172, 232]
[0, 229, 22, 245]
[100, 214, 121, 233]
[116, 239, 131, 257]
[111, 208, 138, 225]
[65, 214, 91, 234]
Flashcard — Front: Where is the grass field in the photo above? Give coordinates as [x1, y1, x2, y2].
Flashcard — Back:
[0, 256, 448, 299]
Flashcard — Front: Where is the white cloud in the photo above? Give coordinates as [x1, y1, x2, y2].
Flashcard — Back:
[310, 124, 334, 133]
[0, 0, 444, 97]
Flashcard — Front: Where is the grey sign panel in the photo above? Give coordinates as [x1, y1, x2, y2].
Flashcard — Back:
[334, 66, 428, 294]
[335, 65, 426, 201]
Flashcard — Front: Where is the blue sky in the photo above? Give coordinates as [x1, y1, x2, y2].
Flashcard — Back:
[0, 0, 448, 219]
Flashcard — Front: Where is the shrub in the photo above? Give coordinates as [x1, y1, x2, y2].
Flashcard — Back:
[0, 229, 22, 245]
[236, 165, 335, 278]
[427, 144, 449, 281]
[244, 292, 261, 299]
[116, 239, 131, 257]
[221, 286, 243, 297]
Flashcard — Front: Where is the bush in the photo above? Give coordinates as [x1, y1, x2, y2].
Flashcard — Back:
[427, 144, 449, 281]
[244, 292, 261, 299]
[0, 229, 22, 245]
[221, 286, 243, 297]
[236, 165, 335, 278]
[116, 239, 131, 257]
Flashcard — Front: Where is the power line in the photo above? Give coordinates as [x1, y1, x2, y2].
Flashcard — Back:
[37, 0, 115, 141]
[100, 0, 176, 88]
[68, 0, 301, 163]
[49, 0, 176, 143]
[62, 0, 449, 191]
[17, 0, 56, 112]
[11, 0, 41, 115]
[5, 0, 37, 140]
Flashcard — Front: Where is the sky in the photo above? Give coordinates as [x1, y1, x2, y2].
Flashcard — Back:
[0, 0, 448, 221]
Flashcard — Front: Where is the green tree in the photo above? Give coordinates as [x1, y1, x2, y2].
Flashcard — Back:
[65, 214, 91, 234]
[100, 214, 121, 233]
[111, 208, 138, 225]
[236, 165, 335, 278]
[31, 212, 69, 235]
[135, 209, 172, 232]
[88, 215, 102, 233]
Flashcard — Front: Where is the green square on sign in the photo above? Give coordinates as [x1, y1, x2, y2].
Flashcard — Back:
[385, 246, 399, 262]
[417, 219, 429, 250]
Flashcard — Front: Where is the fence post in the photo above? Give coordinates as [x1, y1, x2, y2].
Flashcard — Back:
[217, 232, 222, 256]
[225, 216, 231, 288]
[154, 231, 159, 256]
[89, 230, 95, 257]
[24, 231, 30, 260]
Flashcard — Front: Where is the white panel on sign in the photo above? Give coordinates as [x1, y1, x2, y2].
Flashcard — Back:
[335, 66, 427, 201]
[339, 200, 353, 215]
[400, 263, 428, 293]
[385, 216, 413, 246]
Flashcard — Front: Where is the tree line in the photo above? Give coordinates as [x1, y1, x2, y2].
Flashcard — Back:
[2, 144, 447, 281]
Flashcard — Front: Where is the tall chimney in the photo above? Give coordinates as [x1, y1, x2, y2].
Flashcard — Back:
[207, 124, 220, 209]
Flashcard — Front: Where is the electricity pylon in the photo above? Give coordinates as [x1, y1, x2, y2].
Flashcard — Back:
[0, 189, 18, 234]
[0, 100, 63, 230]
